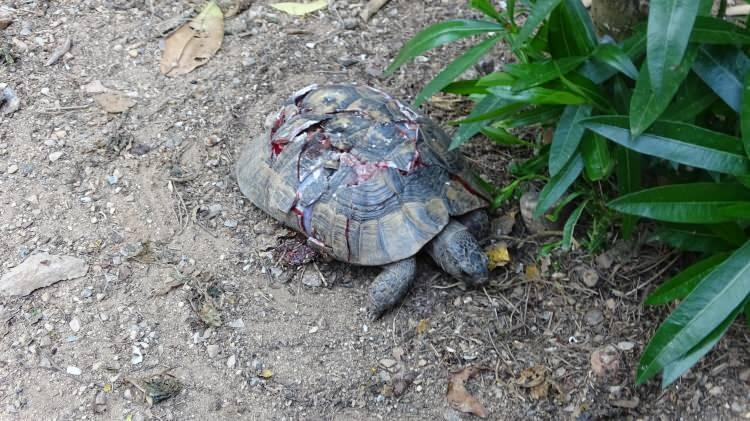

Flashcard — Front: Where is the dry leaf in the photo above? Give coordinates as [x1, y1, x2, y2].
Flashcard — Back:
[416, 318, 429, 335]
[94, 93, 135, 113]
[360, 0, 391, 21]
[269, 0, 328, 16]
[160, 1, 224, 76]
[517, 365, 549, 400]
[197, 301, 222, 327]
[446, 366, 488, 418]
[486, 242, 510, 270]
[0, 18, 12, 30]
[525, 264, 540, 280]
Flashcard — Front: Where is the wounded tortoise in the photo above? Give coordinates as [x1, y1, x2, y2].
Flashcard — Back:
[236, 83, 491, 319]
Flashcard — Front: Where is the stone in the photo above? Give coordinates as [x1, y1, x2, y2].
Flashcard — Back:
[66, 366, 82, 376]
[69, 318, 81, 332]
[207, 344, 220, 358]
[48, 151, 63, 162]
[584, 309, 604, 326]
[0, 253, 88, 296]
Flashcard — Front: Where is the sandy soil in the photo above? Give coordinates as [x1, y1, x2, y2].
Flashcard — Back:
[1, 0, 749, 420]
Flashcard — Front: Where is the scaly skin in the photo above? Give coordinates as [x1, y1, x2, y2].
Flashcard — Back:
[367, 214, 489, 319]
[367, 258, 417, 320]
[425, 220, 489, 286]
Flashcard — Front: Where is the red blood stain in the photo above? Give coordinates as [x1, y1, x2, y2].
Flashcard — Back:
[450, 174, 483, 198]
[271, 138, 288, 156]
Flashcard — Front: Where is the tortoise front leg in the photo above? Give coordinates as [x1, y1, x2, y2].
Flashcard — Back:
[366, 257, 417, 320]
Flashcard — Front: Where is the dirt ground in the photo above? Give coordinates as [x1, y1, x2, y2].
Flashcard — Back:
[1, 0, 749, 420]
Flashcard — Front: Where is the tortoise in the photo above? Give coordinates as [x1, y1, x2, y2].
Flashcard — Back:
[236, 83, 491, 319]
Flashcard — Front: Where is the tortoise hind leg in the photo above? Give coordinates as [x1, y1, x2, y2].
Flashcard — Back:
[366, 257, 417, 320]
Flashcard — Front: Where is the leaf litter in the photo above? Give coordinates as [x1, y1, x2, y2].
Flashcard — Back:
[446, 366, 488, 418]
[269, 0, 328, 16]
[160, 1, 224, 76]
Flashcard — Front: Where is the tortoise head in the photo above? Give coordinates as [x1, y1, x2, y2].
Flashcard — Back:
[430, 221, 489, 286]
[449, 241, 489, 285]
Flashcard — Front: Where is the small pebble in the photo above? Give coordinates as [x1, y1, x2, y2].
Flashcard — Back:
[207, 344, 220, 358]
[7, 164, 18, 174]
[616, 341, 635, 351]
[48, 151, 63, 162]
[226, 355, 236, 369]
[584, 309, 604, 326]
[66, 366, 82, 376]
[69, 318, 81, 332]
[223, 219, 238, 228]
[227, 319, 245, 329]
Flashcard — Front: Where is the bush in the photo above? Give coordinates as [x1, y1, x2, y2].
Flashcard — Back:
[386, 0, 750, 388]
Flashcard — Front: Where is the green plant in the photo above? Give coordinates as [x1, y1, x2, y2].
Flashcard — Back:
[386, 0, 750, 388]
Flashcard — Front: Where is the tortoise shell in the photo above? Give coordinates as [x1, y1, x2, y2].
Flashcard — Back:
[236, 83, 489, 266]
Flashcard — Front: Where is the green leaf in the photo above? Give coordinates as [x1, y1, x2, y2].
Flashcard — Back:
[660, 299, 745, 388]
[646, 252, 730, 305]
[630, 46, 699, 137]
[709, 222, 749, 246]
[442, 79, 489, 95]
[507, 56, 587, 91]
[470, 0, 504, 22]
[579, 26, 647, 84]
[661, 73, 717, 121]
[452, 102, 524, 124]
[607, 183, 750, 224]
[414, 35, 502, 106]
[488, 85, 585, 105]
[451, 94, 510, 149]
[480, 126, 532, 146]
[743, 72, 750, 158]
[562, 200, 587, 251]
[547, 0, 597, 58]
[385, 19, 505, 75]
[477, 71, 516, 87]
[580, 132, 613, 181]
[690, 16, 750, 45]
[502, 105, 564, 128]
[615, 145, 641, 239]
[636, 239, 750, 384]
[692, 45, 750, 113]
[582, 116, 750, 176]
[650, 225, 735, 253]
[515, 0, 563, 47]
[611, 76, 632, 115]
[592, 44, 639, 79]
[549, 105, 592, 176]
[647, 0, 701, 91]
[559, 72, 615, 113]
[534, 153, 584, 218]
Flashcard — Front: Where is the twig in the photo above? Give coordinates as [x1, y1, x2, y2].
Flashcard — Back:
[38, 104, 91, 113]
[312, 261, 327, 286]
[45, 36, 72, 66]
[360, 0, 391, 22]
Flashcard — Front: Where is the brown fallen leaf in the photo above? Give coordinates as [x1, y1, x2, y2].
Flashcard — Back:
[525, 264, 540, 280]
[160, 1, 224, 76]
[94, 92, 135, 113]
[447, 366, 488, 418]
[517, 365, 549, 400]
